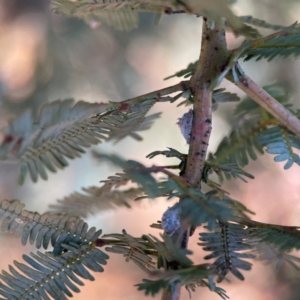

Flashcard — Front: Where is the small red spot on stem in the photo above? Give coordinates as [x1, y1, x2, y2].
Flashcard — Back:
[3, 135, 14, 143]
[120, 103, 130, 111]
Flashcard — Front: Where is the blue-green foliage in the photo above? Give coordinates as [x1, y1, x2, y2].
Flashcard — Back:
[211, 84, 300, 172]
[0, 243, 109, 300]
[258, 126, 300, 169]
[136, 268, 229, 300]
[199, 223, 254, 282]
[240, 23, 300, 61]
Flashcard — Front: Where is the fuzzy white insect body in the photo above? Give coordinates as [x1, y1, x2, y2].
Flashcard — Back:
[177, 109, 193, 144]
[161, 206, 182, 236]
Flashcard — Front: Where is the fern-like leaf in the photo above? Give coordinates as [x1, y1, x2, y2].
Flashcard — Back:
[0, 98, 158, 184]
[210, 84, 300, 174]
[52, 0, 141, 31]
[107, 100, 159, 142]
[240, 15, 286, 31]
[136, 266, 229, 299]
[249, 240, 300, 271]
[146, 147, 186, 161]
[103, 230, 156, 273]
[164, 62, 197, 80]
[0, 242, 109, 300]
[246, 220, 300, 251]
[142, 234, 193, 269]
[0, 199, 101, 255]
[258, 126, 300, 169]
[177, 187, 254, 230]
[209, 119, 266, 169]
[100, 172, 131, 188]
[239, 22, 300, 61]
[49, 187, 143, 218]
[52, 0, 259, 37]
[199, 223, 254, 282]
[205, 162, 254, 183]
[103, 231, 193, 273]
[92, 152, 161, 198]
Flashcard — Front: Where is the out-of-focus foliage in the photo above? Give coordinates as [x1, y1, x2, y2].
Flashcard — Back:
[51, 0, 260, 37]
[239, 23, 300, 61]
[210, 85, 300, 173]
[0, 98, 160, 184]
[1, 1, 300, 300]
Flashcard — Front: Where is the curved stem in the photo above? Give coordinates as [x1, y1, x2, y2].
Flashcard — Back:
[230, 64, 300, 138]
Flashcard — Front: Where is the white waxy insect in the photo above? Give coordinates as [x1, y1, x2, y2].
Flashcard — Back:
[177, 109, 193, 144]
[161, 206, 182, 236]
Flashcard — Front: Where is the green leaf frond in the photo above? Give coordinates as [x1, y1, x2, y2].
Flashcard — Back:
[240, 15, 286, 31]
[92, 151, 161, 198]
[249, 240, 300, 271]
[174, 193, 250, 230]
[99, 172, 131, 187]
[164, 62, 197, 80]
[51, 0, 259, 38]
[209, 119, 266, 175]
[199, 223, 254, 282]
[92, 152, 254, 229]
[102, 230, 193, 272]
[258, 126, 300, 169]
[185, 275, 229, 300]
[146, 147, 187, 174]
[239, 22, 300, 61]
[242, 220, 300, 271]
[147, 147, 186, 161]
[147, 148, 254, 182]
[52, 0, 141, 31]
[246, 220, 300, 252]
[211, 84, 300, 172]
[102, 230, 156, 273]
[0, 98, 158, 184]
[142, 234, 193, 269]
[49, 186, 143, 218]
[212, 88, 241, 104]
[0, 199, 101, 256]
[205, 161, 254, 183]
[176, 87, 241, 110]
[136, 267, 229, 300]
[107, 102, 160, 142]
[0, 242, 109, 300]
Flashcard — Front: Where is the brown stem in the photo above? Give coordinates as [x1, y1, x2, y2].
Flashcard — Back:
[185, 20, 228, 189]
[161, 19, 228, 300]
[231, 65, 300, 138]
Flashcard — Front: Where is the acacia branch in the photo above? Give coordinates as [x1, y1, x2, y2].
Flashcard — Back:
[161, 18, 229, 300]
[230, 64, 300, 138]
[185, 20, 228, 189]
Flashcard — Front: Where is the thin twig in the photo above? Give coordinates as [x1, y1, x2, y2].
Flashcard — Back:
[230, 64, 300, 138]
[119, 81, 189, 106]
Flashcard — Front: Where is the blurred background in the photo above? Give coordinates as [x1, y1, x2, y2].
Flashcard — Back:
[0, 0, 300, 299]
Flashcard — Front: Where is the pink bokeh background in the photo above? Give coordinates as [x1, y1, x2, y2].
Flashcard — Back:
[1, 1, 300, 299]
